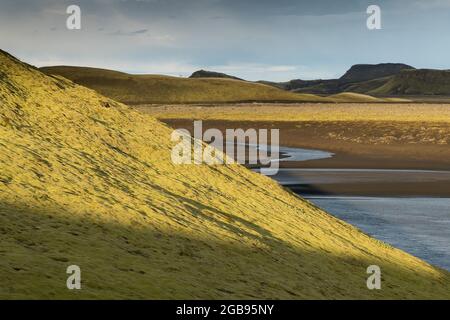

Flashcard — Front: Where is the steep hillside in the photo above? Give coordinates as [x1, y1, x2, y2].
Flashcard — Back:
[40, 66, 328, 104]
[369, 69, 450, 96]
[1, 50, 450, 299]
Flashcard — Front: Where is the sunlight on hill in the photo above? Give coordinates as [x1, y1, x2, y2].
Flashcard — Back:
[330, 92, 382, 102]
[141, 103, 450, 123]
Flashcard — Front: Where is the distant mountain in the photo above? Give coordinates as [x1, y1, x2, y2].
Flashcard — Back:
[189, 69, 244, 81]
[339, 63, 415, 83]
[193, 65, 450, 97]
[263, 63, 416, 95]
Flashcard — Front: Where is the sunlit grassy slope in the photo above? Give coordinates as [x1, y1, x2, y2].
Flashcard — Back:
[330, 92, 381, 102]
[141, 103, 450, 122]
[2, 50, 450, 299]
[40, 66, 330, 104]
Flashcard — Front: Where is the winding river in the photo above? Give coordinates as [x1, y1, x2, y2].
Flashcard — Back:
[253, 146, 450, 271]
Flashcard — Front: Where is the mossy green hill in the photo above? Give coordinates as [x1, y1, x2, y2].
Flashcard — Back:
[1, 50, 450, 299]
[369, 69, 450, 96]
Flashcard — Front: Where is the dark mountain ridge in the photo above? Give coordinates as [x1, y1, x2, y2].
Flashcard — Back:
[189, 69, 244, 81]
[339, 63, 414, 83]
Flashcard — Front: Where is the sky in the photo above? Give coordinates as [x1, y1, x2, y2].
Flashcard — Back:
[1, 0, 450, 81]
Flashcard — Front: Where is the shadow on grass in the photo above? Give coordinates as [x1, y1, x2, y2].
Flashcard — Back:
[0, 200, 449, 300]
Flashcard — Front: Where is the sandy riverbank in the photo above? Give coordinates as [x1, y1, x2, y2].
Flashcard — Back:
[159, 118, 450, 196]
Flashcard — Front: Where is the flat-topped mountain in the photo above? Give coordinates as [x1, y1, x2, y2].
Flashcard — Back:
[339, 63, 415, 83]
[263, 63, 416, 95]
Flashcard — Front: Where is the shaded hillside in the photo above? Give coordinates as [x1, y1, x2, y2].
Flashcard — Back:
[2, 50, 449, 299]
[343, 76, 393, 94]
[189, 69, 243, 81]
[260, 79, 339, 94]
[40, 66, 328, 104]
[369, 69, 450, 96]
[291, 79, 342, 94]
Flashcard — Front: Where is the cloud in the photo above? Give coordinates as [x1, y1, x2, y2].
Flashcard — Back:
[130, 28, 148, 34]
[108, 29, 149, 36]
[1, 0, 450, 81]
[412, 0, 450, 9]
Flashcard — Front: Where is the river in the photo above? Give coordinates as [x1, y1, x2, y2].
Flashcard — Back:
[254, 146, 450, 271]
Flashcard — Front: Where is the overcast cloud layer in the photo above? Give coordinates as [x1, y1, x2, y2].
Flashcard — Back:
[1, 0, 450, 81]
